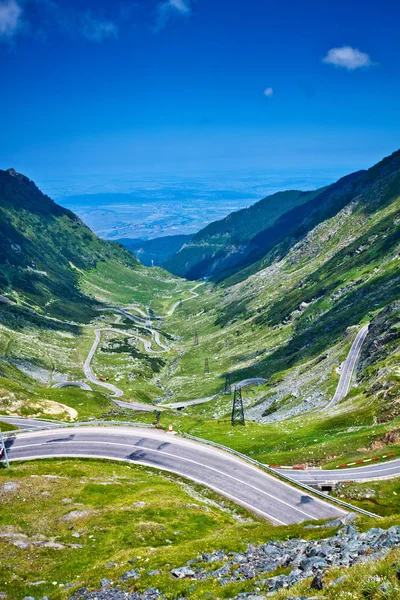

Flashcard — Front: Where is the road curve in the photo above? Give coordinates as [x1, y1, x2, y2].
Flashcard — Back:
[2, 426, 345, 525]
[84, 329, 124, 397]
[84, 327, 169, 398]
[98, 308, 170, 352]
[2, 417, 399, 484]
[113, 400, 162, 413]
[277, 457, 400, 484]
[167, 283, 206, 317]
[323, 324, 369, 411]
[0, 417, 61, 430]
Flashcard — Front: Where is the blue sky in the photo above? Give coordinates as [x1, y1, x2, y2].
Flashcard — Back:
[1, 0, 400, 193]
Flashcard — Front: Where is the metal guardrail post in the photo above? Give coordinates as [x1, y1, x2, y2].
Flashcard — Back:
[0, 430, 10, 468]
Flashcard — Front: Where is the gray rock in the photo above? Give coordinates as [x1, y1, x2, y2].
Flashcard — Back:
[100, 578, 111, 590]
[310, 570, 324, 590]
[343, 524, 357, 538]
[379, 582, 393, 593]
[120, 568, 140, 580]
[171, 566, 195, 579]
[324, 518, 343, 527]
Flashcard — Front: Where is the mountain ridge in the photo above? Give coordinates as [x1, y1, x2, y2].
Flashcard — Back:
[164, 151, 400, 282]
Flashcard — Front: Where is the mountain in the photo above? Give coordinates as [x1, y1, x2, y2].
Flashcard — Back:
[0, 168, 148, 320]
[164, 188, 327, 279]
[117, 234, 192, 267]
[211, 149, 400, 419]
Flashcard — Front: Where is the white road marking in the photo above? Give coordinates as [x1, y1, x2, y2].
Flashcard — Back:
[12, 438, 321, 521]
[6, 452, 287, 525]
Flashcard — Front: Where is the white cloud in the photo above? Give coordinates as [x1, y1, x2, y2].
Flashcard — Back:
[169, 0, 191, 13]
[0, 0, 22, 39]
[322, 46, 374, 70]
[263, 87, 274, 97]
[81, 13, 118, 43]
[155, 0, 191, 31]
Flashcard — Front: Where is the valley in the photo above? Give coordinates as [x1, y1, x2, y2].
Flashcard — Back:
[1, 152, 400, 600]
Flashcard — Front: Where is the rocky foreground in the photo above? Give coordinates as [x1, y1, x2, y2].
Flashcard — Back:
[67, 517, 400, 600]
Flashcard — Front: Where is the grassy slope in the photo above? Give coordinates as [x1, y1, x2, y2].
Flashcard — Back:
[138, 151, 400, 467]
[1, 151, 400, 466]
[164, 188, 326, 279]
[0, 168, 194, 418]
[2, 155, 400, 599]
[1, 459, 400, 600]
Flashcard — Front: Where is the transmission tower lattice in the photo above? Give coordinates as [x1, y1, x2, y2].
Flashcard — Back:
[224, 373, 232, 394]
[231, 386, 245, 426]
[194, 331, 199, 346]
[204, 358, 210, 374]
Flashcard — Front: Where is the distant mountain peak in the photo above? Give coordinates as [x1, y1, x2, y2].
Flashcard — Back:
[5, 168, 32, 185]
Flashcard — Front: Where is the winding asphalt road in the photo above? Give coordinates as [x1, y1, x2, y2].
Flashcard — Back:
[86, 285, 266, 411]
[322, 324, 369, 411]
[2, 425, 346, 525]
[84, 326, 168, 398]
[167, 282, 206, 316]
[2, 416, 400, 484]
[277, 458, 400, 484]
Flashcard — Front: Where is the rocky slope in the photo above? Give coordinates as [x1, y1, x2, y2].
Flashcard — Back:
[69, 520, 400, 600]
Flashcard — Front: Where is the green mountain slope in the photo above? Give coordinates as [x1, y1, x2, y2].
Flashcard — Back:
[0, 168, 142, 320]
[0, 168, 187, 322]
[164, 188, 327, 279]
[0, 168, 192, 420]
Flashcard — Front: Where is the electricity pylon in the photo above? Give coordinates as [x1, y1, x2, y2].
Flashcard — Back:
[194, 331, 199, 346]
[204, 358, 210, 374]
[231, 386, 245, 426]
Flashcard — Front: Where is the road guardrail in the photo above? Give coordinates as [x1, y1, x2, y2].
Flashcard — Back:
[182, 432, 380, 519]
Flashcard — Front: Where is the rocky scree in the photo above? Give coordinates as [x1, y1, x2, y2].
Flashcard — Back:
[66, 520, 400, 600]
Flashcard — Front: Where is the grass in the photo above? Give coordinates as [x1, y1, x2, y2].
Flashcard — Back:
[272, 549, 400, 599]
[0, 420, 17, 432]
[1, 459, 400, 600]
[0, 459, 323, 600]
[331, 478, 400, 517]
[79, 260, 192, 309]
[1, 187, 400, 474]
[1, 176, 400, 599]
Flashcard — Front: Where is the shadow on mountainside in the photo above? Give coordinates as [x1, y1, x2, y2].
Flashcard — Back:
[231, 269, 400, 383]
